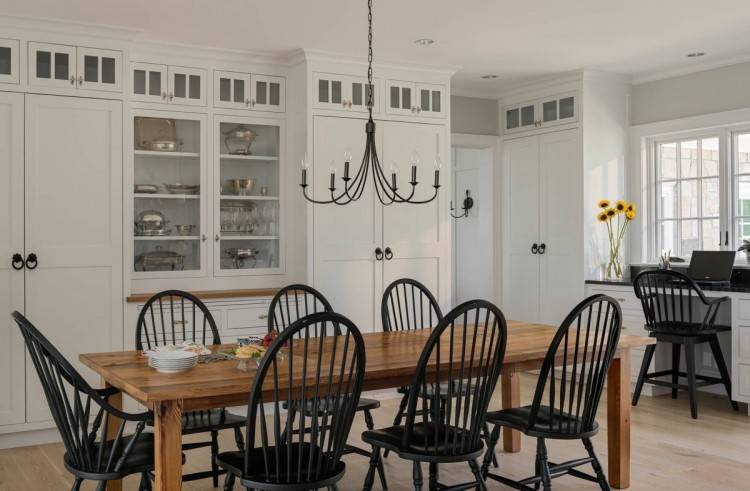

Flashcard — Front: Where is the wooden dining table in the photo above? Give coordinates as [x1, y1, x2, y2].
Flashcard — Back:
[80, 320, 654, 491]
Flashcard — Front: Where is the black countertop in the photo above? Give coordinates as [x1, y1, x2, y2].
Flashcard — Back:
[585, 278, 750, 293]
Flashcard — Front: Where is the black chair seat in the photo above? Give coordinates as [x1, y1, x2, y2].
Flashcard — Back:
[218, 440, 346, 486]
[284, 397, 380, 416]
[65, 433, 175, 480]
[362, 422, 484, 461]
[646, 321, 731, 336]
[486, 405, 599, 439]
[179, 409, 246, 434]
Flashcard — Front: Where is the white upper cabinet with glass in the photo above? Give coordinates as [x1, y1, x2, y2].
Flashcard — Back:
[214, 71, 285, 112]
[130, 63, 206, 106]
[0, 38, 20, 84]
[313, 72, 378, 113]
[504, 91, 577, 134]
[386, 79, 446, 118]
[132, 63, 168, 103]
[29, 42, 122, 92]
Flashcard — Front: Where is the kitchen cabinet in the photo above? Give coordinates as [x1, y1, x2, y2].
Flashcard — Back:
[386, 80, 446, 118]
[132, 62, 168, 103]
[250, 74, 285, 112]
[131, 63, 205, 105]
[214, 71, 286, 112]
[504, 91, 578, 134]
[168, 66, 206, 106]
[313, 72, 377, 113]
[503, 129, 583, 325]
[0, 38, 20, 84]
[29, 42, 122, 92]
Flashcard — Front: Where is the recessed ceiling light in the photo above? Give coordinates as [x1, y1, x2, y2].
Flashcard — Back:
[481, 74, 498, 79]
[414, 38, 435, 46]
[686, 52, 705, 58]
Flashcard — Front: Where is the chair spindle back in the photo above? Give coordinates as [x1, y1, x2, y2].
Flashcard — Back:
[382, 278, 443, 332]
[135, 290, 220, 350]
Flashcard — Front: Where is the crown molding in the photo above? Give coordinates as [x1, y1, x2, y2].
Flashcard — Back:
[0, 13, 142, 41]
[631, 54, 750, 85]
[130, 39, 292, 66]
[300, 48, 459, 75]
[450, 86, 501, 99]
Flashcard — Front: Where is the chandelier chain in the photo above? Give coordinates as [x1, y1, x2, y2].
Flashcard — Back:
[367, 0, 373, 111]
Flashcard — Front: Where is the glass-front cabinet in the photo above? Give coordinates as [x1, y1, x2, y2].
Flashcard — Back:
[313, 72, 378, 113]
[0, 38, 19, 84]
[214, 116, 283, 275]
[132, 112, 207, 278]
[504, 91, 578, 134]
[29, 42, 121, 91]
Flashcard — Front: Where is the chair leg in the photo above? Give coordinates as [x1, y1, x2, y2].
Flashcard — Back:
[536, 438, 552, 491]
[469, 459, 488, 491]
[709, 334, 739, 411]
[534, 451, 541, 490]
[71, 478, 83, 491]
[583, 438, 610, 491]
[482, 422, 498, 467]
[671, 342, 681, 399]
[684, 338, 698, 419]
[363, 409, 388, 490]
[480, 424, 501, 478]
[632, 343, 656, 406]
[233, 426, 245, 452]
[412, 461, 424, 491]
[95, 481, 107, 491]
[384, 393, 409, 459]
[223, 472, 235, 491]
[362, 446, 382, 491]
[139, 471, 153, 491]
[428, 462, 438, 491]
[211, 429, 220, 488]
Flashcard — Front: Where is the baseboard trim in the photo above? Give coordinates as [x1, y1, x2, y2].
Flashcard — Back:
[0, 427, 60, 450]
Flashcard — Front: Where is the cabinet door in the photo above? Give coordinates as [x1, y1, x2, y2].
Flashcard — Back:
[76, 47, 122, 92]
[0, 92, 25, 425]
[168, 66, 206, 106]
[28, 42, 77, 88]
[24, 95, 123, 422]
[416, 83, 446, 118]
[312, 116, 383, 332]
[348, 77, 378, 113]
[540, 92, 578, 127]
[382, 121, 449, 312]
[250, 74, 285, 112]
[0, 38, 20, 84]
[386, 80, 417, 116]
[538, 129, 583, 326]
[214, 70, 251, 109]
[132, 62, 168, 103]
[313, 73, 347, 111]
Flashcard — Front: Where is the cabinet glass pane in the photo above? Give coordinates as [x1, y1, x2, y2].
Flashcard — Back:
[133, 69, 146, 95]
[188, 75, 200, 100]
[219, 78, 231, 101]
[331, 81, 341, 104]
[0, 47, 11, 75]
[542, 100, 557, 122]
[506, 108, 519, 129]
[233, 79, 244, 103]
[390, 86, 399, 108]
[133, 116, 202, 273]
[420, 89, 430, 111]
[174, 73, 186, 98]
[149, 71, 161, 96]
[559, 96, 574, 119]
[269, 82, 280, 106]
[54, 52, 69, 80]
[402, 87, 411, 109]
[431, 90, 441, 112]
[520, 105, 535, 126]
[352, 82, 363, 106]
[318, 79, 329, 103]
[102, 57, 115, 84]
[36, 51, 51, 79]
[256, 81, 267, 105]
[84, 55, 98, 83]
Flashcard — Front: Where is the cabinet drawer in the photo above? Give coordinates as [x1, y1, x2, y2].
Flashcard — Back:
[739, 299, 750, 321]
[588, 287, 640, 312]
[737, 364, 750, 398]
[226, 305, 269, 331]
[738, 326, 750, 363]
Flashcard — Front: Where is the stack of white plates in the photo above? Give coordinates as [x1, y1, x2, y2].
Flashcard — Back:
[148, 350, 198, 373]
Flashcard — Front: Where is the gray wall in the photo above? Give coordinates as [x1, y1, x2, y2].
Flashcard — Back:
[450, 95, 499, 135]
[631, 61, 750, 125]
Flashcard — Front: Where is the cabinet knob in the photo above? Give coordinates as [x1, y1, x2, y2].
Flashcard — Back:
[215, 234, 220, 242]
[251, 99, 256, 107]
[161, 91, 167, 100]
[258, 314, 268, 320]
[26, 253, 38, 270]
[538, 243, 546, 254]
[384, 247, 394, 260]
[78, 75, 83, 86]
[11, 253, 24, 270]
[411, 106, 417, 113]
[374, 247, 384, 261]
[417, 107, 422, 113]
[168, 92, 174, 101]
[69, 76, 76, 85]
[531, 243, 538, 254]
[348, 100, 353, 108]
[342, 99, 348, 108]
[245, 99, 250, 106]
[201, 234, 207, 242]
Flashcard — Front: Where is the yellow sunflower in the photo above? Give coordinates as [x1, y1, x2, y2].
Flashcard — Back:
[597, 211, 609, 222]
[626, 202, 636, 213]
[615, 200, 627, 213]
[597, 199, 610, 209]
[606, 208, 616, 218]
[626, 209, 636, 220]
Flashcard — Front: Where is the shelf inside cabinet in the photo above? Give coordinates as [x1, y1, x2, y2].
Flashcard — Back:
[134, 193, 200, 200]
[220, 154, 279, 161]
[220, 195, 279, 201]
[220, 235, 279, 240]
[134, 236, 201, 241]
[135, 150, 200, 159]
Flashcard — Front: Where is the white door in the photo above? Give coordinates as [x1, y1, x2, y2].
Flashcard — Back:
[28, 42, 77, 88]
[348, 77, 378, 114]
[250, 75, 285, 112]
[416, 83, 446, 118]
[132, 62, 168, 103]
[313, 73, 347, 111]
[0, 92, 25, 425]
[538, 129, 583, 325]
[385, 80, 417, 116]
[312, 116, 382, 331]
[24, 95, 123, 422]
[76, 47, 122, 92]
[452, 146, 493, 304]
[214, 70, 251, 109]
[168, 66, 206, 106]
[382, 121, 449, 313]
[503, 136, 541, 322]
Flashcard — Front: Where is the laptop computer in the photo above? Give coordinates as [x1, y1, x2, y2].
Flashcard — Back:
[687, 251, 736, 285]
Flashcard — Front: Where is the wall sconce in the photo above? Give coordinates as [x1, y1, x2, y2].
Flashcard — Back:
[450, 189, 474, 219]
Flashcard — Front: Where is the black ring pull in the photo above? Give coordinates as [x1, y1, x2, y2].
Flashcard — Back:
[26, 253, 38, 270]
[384, 247, 393, 260]
[374, 247, 384, 261]
[531, 243, 538, 254]
[12, 253, 24, 270]
[538, 243, 546, 255]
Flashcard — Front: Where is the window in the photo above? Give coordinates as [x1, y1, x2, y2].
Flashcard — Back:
[734, 132, 750, 246]
[655, 137, 720, 257]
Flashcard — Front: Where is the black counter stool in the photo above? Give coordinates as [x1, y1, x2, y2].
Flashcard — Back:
[632, 269, 738, 419]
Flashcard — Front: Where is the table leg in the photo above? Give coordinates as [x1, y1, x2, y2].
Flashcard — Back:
[501, 368, 521, 453]
[607, 349, 631, 489]
[104, 380, 123, 491]
[154, 400, 183, 491]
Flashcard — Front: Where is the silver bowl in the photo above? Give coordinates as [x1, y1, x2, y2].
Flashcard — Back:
[226, 178, 255, 196]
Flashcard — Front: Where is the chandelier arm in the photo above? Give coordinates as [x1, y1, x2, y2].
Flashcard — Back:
[348, 139, 372, 201]
[302, 185, 339, 205]
[370, 149, 399, 204]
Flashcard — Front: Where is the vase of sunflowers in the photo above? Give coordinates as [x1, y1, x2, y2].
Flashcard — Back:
[597, 199, 637, 280]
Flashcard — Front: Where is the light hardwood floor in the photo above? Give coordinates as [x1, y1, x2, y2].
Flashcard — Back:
[1, 374, 748, 490]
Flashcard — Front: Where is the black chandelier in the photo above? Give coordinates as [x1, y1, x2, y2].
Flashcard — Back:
[300, 0, 441, 206]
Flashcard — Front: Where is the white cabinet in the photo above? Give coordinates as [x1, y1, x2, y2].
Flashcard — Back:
[168, 66, 206, 106]
[132, 62, 168, 103]
[29, 42, 122, 92]
[504, 91, 578, 134]
[130, 63, 206, 105]
[0, 38, 20, 84]
[503, 129, 583, 326]
[313, 73, 377, 113]
[386, 80, 446, 118]
[214, 71, 286, 112]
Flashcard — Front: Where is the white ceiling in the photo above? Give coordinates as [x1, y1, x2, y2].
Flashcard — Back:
[5, 0, 750, 95]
